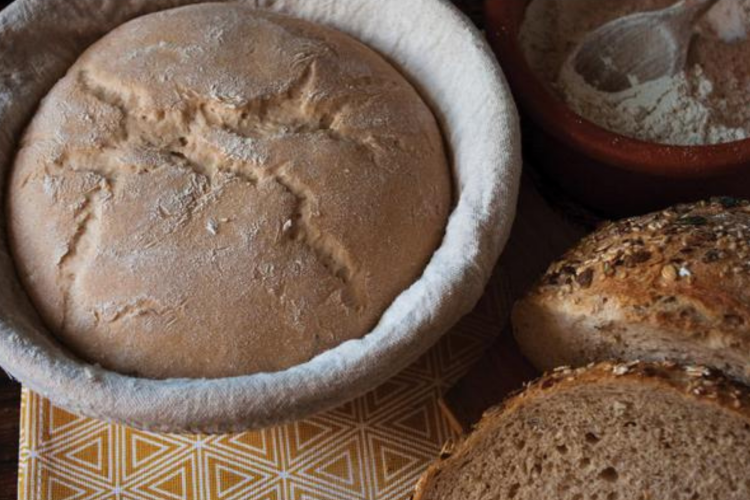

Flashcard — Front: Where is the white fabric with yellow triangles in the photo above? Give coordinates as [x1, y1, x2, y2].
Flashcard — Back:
[17, 291, 503, 500]
[17, 181, 586, 500]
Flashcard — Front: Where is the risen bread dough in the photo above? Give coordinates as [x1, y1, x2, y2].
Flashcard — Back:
[7, 3, 451, 379]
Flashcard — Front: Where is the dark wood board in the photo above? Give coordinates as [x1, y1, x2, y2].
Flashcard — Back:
[2, 6, 21, 500]
[443, 176, 590, 432]
[0, 376, 20, 500]
[1, 2, 27, 499]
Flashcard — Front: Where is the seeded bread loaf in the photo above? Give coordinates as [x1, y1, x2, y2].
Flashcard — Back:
[7, 4, 451, 379]
[414, 361, 750, 500]
[512, 198, 750, 383]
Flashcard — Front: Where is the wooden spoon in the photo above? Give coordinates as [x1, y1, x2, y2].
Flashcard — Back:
[570, 0, 719, 92]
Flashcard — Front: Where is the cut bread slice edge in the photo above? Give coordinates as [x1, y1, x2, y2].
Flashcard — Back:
[511, 198, 750, 387]
[512, 297, 750, 384]
[414, 361, 750, 500]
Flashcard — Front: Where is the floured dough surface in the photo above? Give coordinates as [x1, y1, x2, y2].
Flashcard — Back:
[7, 3, 451, 379]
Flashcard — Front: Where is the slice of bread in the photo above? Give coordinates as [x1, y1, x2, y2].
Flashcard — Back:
[512, 198, 750, 384]
[414, 361, 750, 500]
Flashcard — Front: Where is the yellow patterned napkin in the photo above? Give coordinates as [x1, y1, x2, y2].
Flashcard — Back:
[16, 179, 584, 500]
[17, 282, 505, 500]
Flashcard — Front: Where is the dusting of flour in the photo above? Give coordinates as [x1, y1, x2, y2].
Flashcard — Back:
[521, 0, 750, 145]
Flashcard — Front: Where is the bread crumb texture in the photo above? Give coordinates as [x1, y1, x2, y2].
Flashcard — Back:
[512, 198, 750, 383]
[414, 361, 750, 500]
[7, 4, 451, 379]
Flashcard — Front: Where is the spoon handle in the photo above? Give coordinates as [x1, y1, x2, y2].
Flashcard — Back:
[681, 0, 719, 14]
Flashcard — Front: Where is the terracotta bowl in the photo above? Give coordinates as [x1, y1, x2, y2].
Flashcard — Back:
[485, 0, 750, 217]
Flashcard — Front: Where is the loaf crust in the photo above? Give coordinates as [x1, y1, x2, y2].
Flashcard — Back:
[512, 198, 750, 383]
[414, 361, 750, 500]
[7, 4, 451, 379]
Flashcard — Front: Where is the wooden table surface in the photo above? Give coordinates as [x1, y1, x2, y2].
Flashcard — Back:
[2, 0, 21, 484]
[1, 1, 21, 496]
[0, 375, 20, 500]
[0, 1, 484, 499]
[442, 175, 589, 431]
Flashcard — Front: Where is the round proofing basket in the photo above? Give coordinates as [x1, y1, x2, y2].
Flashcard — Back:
[0, 0, 521, 433]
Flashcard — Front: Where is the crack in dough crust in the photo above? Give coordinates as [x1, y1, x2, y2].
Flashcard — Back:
[7, 4, 451, 379]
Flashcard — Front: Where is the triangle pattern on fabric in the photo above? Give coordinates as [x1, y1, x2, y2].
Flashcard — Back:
[324, 399, 360, 424]
[401, 349, 439, 381]
[440, 326, 492, 371]
[368, 433, 435, 496]
[66, 437, 105, 476]
[363, 378, 416, 418]
[44, 470, 101, 500]
[392, 405, 434, 440]
[297, 436, 366, 498]
[381, 395, 445, 444]
[123, 429, 185, 480]
[47, 403, 87, 437]
[133, 456, 196, 500]
[318, 451, 356, 486]
[206, 454, 267, 499]
[285, 417, 347, 465]
[215, 428, 278, 466]
[47, 477, 86, 500]
[289, 481, 350, 500]
[47, 426, 113, 483]
[252, 484, 281, 500]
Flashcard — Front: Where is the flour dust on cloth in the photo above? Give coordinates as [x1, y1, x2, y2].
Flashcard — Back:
[0, 0, 521, 432]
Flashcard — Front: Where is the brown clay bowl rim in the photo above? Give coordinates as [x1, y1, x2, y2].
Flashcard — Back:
[485, 0, 750, 180]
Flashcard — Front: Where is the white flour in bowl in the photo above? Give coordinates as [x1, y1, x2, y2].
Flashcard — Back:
[520, 0, 750, 145]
